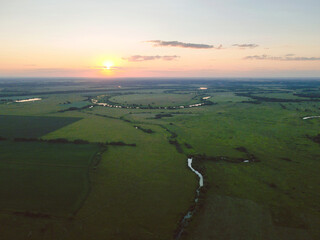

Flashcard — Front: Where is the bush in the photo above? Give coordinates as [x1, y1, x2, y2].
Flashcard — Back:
[134, 126, 155, 134]
[154, 113, 173, 119]
[184, 143, 192, 149]
[169, 139, 183, 153]
[46, 138, 69, 143]
[14, 137, 38, 142]
[307, 133, 320, 144]
[73, 139, 89, 144]
[106, 141, 136, 147]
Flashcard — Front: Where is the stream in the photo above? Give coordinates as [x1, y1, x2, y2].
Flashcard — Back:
[175, 158, 204, 239]
[302, 116, 320, 120]
[15, 98, 42, 103]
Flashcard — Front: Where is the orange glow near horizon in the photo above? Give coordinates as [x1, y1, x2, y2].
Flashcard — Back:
[0, 49, 319, 78]
[0, 1, 319, 78]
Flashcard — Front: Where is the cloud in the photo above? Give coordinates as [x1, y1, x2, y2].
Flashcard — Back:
[123, 55, 180, 62]
[27, 68, 68, 72]
[285, 54, 295, 57]
[233, 44, 259, 49]
[244, 54, 320, 61]
[146, 40, 216, 49]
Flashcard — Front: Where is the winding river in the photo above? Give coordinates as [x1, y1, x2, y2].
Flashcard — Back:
[15, 98, 42, 103]
[176, 158, 204, 239]
[302, 116, 320, 120]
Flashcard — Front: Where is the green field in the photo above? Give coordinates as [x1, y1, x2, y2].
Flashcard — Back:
[0, 141, 99, 215]
[208, 92, 252, 103]
[59, 100, 91, 109]
[74, 137, 195, 239]
[0, 115, 81, 138]
[251, 92, 310, 100]
[43, 113, 150, 143]
[0, 79, 320, 240]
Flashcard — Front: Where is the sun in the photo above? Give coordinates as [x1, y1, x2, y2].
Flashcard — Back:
[97, 57, 121, 76]
[103, 61, 114, 70]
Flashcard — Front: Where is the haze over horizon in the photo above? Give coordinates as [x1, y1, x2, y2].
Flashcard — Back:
[1, 0, 319, 78]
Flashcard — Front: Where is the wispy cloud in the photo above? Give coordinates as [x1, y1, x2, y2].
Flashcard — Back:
[244, 54, 320, 61]
[27, 68, 68, 72]
[233, 44, 259, 49]
[7, 67, 99, 76]
[285, 54, 295, 57]
[146, 40, 218, 49]
[123, 55, 180, 62]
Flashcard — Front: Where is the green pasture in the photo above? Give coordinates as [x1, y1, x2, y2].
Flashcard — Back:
[185, 158, 320, 240]
[0, 94, 89, 115]
[75, 131, 196, 240]
[166, 102, 320, 156]
[0, 141, 99, 215]
[209, 92, 252, 103]
[43, 114, 149, 143]
[1, 81, 320, 239]
[84, 105, 135, 118]
[169, 101, 320, 239]
[59, 100, 90, 109]
[0, 115, 81, 138]
[251, 92, 311, 100]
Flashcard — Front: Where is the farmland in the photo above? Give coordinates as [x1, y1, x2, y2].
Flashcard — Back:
[0, 79, 320, 239]
[0, 141, 99, 216]
[0, 115, 81, 138]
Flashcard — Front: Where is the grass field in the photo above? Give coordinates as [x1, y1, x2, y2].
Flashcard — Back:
[59, 100, 91, 109]
[43, 113, 150, 143]
[1, 80, 320, 240]
[74, 136, 195, 239]
[251, 92, 311, 100]
[165, 100, 320, 239]
[208, 92, 252, 103]
[0, 94, 91, 115]
[0, 115, 81, 138]
[0, 141, 99, 215]
[0, 113, 196, 239]
[90, 88, 320, 239]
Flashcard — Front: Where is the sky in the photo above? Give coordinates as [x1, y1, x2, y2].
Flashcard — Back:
[0, 0, 320, 78]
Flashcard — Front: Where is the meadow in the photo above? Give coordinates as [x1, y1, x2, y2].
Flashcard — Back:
[0, 79, 320, 239]
[0, 141, 99, 216]
[0, 115, 81, 138]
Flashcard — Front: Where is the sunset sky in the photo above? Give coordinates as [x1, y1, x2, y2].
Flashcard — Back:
[0, 0, 319, 78]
